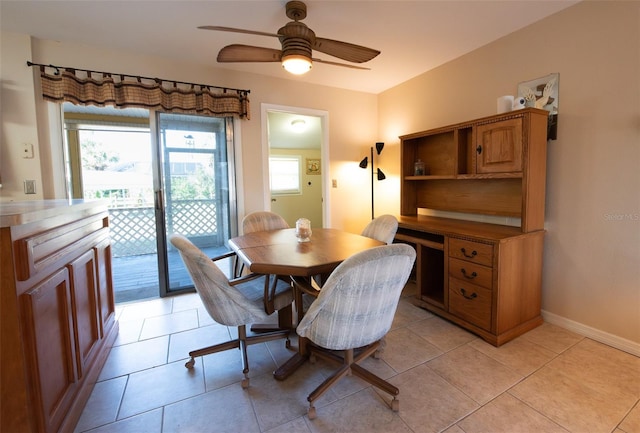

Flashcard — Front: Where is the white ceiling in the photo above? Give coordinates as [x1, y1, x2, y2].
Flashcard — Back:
[1, 0, 579, 94]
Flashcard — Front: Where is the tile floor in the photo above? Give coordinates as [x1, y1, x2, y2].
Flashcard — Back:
[75, 283, 640, 433]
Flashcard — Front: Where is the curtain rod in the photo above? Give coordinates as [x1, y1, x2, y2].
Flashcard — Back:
[26, 61, 250, 95]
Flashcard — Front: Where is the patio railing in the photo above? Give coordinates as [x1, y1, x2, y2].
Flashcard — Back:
[108, 199, 219, 257]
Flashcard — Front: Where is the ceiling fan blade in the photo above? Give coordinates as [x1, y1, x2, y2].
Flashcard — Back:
[312, 37, 380, 63]
[312, 58, 371, 70]
[217, 44, 282, 63]
[198, 26, 279, 38]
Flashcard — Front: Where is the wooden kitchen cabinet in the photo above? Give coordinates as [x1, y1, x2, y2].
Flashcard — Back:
[397, 108, 549, 346]
[1, 200, 118, 433]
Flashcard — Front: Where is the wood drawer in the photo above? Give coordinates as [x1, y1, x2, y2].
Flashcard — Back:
[448, 257, 492, 289]
[449, 277, 492, 331]
[14, 218, 108, 282]
[448, 238, 493, 267]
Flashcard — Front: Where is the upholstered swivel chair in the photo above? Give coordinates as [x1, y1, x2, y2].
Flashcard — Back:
[294, 243, 416, 418]
[242, 210, 290, 234]
[169, 234, 293, 388]
[361, 214, 399, 245]
[241, 211, 293, 329]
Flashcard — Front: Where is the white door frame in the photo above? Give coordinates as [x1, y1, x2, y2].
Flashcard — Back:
[260, 103, 330, 227]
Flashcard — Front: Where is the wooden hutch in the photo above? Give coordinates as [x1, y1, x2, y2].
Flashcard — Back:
[395, 108, 549, 346]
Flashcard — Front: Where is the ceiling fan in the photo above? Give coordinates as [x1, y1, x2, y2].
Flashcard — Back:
[198, 1, 381, 75]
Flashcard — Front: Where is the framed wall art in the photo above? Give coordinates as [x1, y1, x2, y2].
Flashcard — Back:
[306, 158, 321, 175]
[518, 73, 559, 140]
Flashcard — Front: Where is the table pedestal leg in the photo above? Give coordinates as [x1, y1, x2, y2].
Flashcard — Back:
[273, 337, 309, 380]
[250, 304, 293, 333]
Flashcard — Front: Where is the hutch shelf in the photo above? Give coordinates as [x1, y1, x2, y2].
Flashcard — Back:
[396, 108, 549, 346]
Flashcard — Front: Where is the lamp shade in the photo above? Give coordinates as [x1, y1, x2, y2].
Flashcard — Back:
[377, 168, 386, 181]
[375, 142, 384, 155]
[359, 156, 368, 169]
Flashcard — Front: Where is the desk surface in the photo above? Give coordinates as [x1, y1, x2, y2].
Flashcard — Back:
[229, 228, 383, 276]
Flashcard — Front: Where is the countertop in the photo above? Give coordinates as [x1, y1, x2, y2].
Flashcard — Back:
[0, 199, 108, 227]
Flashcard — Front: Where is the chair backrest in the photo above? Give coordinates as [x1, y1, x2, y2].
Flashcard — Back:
[242, 211, 289, 234]
[297, 243, 416, 351]
[361, 214, 399, 245]
[169, 234, 266, 327]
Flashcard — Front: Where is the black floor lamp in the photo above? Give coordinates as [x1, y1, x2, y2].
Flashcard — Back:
[359, 142, 386, 220]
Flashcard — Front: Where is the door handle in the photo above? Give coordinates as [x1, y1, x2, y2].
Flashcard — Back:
[155, 190, 163, 210]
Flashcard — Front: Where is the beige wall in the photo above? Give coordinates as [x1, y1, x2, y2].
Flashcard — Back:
[378, 1, 640, 349]
[0, 33, 378, 235]
[1, 33, 44, 200]
[1, 1, 638, 350]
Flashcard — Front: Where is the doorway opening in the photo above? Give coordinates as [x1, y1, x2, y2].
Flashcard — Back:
[261, 104, 329, 228]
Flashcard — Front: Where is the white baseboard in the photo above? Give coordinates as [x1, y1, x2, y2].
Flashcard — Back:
[541, 310, 640, 357]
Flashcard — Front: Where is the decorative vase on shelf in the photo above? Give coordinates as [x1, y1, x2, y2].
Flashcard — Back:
[414, 159, 425, 176]
[295, 218, 312, 242]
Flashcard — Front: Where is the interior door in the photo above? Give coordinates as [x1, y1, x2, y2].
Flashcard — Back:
[155, 112, 235, 295]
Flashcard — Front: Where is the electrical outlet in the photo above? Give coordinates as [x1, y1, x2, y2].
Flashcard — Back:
[24, 180, 36, 194]
[332, 179, 337, 188]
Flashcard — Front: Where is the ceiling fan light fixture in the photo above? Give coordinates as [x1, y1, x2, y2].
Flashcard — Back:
[282, 54, 312, 75]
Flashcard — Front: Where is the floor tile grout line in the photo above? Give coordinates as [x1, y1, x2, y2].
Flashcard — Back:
[90, 293, 638, 433]
[505, 388, 572, 433]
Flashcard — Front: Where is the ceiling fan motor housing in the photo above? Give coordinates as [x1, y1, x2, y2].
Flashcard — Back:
[279, 22, 314, 59]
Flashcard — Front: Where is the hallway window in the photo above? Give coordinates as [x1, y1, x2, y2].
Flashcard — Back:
[269, 155, 301, 195]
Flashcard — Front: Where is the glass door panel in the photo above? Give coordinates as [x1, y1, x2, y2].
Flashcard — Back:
[74, 126, 160, 303]
[156, 113, 233, 295]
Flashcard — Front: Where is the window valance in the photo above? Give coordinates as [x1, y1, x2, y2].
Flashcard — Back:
[27, 62, 251, 119]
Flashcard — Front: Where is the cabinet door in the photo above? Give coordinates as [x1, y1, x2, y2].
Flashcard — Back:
[94, 238, 116, 337]
[68, 250, 101, 379]
[22, 268, 78, 433]
[475, 117, 522, 173]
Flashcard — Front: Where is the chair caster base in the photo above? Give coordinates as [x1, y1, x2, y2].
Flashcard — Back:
[391, 398, 399, 412]
[185, 357, 195, 369]
[308, 405, 317, 419]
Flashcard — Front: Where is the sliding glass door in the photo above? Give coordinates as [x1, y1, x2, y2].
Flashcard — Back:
[65, 106, 236, 301]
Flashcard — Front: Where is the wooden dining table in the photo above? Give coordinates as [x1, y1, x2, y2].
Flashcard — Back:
[228, 227, 384, 380]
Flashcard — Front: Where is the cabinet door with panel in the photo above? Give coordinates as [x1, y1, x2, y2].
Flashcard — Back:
[21, 268, 78, 433]
[475, 117, 523, 174]
[94, 238, 116, 337]
[68, 249, 101, 379]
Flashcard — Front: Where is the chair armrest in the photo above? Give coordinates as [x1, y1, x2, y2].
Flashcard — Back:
[211, 250, 246, 279]
[228, 272, 263, 286]
[210, 251, 238, 262]
[291, 276, 320, 298]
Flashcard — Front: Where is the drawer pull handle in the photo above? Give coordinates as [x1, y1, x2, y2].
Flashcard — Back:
[460, 288, 477, 300]
[460, 248, 477, 259]
[460, 268, 477, 279]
